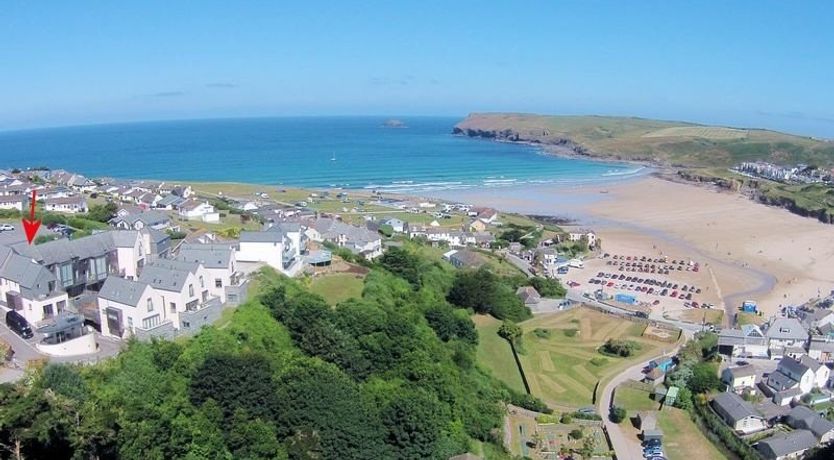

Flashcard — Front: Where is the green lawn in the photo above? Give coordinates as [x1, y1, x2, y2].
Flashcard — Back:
[473, 315, 526, 394]
[310, 273, 366, 305]
[736, 311, 765, 326]
[657, 408, 726, 460]
[614, 385, 659, 412]
[514, 307, 673, 409]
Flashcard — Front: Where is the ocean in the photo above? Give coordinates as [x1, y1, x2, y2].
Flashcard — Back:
[0, 117, 646, 192]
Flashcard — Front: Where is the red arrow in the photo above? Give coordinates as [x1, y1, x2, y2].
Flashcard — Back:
[22, 189, 40, 245]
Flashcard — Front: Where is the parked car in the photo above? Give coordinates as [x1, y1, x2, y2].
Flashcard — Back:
[0, 224, 14, 232]
[5, 310, 33, 339]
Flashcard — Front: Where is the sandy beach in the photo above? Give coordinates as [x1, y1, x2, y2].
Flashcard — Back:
[430, 176, 834, 323]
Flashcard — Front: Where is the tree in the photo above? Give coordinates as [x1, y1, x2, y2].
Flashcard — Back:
[381, 388, 448, 459]
[568, 429, 584, 440]
[497, 321, 522, 344]
[610, 406, 627, 423]
[227, 410, 285, 460]
[189, 353, 277, 421]
[424, 306, 478, 344]
[39, 364, 88, 402]
[378, 247, 421, 288]
[86, 202, 118, 222]
[601, 339, 641, 357]
[528, 277, 566, 298]
[689, 362, 723, 394]
[447, 267, 531, 321]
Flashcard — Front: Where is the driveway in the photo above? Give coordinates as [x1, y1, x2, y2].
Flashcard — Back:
[597, 332, 691, 459]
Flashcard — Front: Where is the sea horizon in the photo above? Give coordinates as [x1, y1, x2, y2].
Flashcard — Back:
[0, 116, 648, 193]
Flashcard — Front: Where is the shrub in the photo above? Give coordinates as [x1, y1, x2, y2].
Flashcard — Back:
[563, 328, 578, 338]
[601, 339, 641, 357]
[560, 413, 573, 424]
[610, 406, 627, 424]
[568, 429, 583, 440]
[589, 357, 608, 367]
[533, 328, 551, 339]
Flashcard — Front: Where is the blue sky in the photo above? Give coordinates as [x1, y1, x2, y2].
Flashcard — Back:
[2, 1, 833, 137]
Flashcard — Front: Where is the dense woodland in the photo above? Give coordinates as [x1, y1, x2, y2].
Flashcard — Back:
[0, 246, 552, 460]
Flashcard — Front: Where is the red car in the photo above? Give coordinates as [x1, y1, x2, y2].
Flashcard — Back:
[670, 291, 678, 298]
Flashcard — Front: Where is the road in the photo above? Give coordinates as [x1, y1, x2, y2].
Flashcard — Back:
[596, 333, 691, 460]
[505, 253, 534, 277]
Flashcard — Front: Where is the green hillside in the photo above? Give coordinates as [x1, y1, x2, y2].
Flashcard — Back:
[454, 113, 834, 168]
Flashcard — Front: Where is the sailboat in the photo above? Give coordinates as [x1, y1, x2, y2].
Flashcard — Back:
[330, 152, 336, 161]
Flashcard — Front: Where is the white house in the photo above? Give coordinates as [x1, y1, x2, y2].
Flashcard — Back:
[178, 200, 220, 223]
[718, 324, 769, 358]
[0, 247, 70, 325]
[176, 243, 238, 302]
[765, 356, 826, 405]
[237, 230, 300, 276]
[568, 230, 597, 248]
[0, 195, 26, 211]
[98, 277, 161, 338]
[44, 196, 88, 214]
[721, 365, 757, 393]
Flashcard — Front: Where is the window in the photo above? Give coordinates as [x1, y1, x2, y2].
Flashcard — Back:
[59, 263, 73, 287]
[146, 298, 154, 312]
[42, 304, 54, 318]
[214, 278, 223, 288]
[169, 302, 176, 313]
[127, 317, 134, 330]
[199, 276, 204, 288]
[95, 256, 107, 279]
[57, 300, 66, 313]
[188, 284, 194, 297]
[142, 315, 160, 329]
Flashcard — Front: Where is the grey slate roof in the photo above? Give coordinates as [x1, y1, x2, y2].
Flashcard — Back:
[718, 326, 767, 347]
[138, 260, 198, 292]
[778, 356, 812, 378]
[0, 246, 57, 295]
[766, 370, 799, 391]
[766, 318, 808, 341]
[798, 355, 823, 372]
[785, 405, 834, 439]
[240, 231, 284, 243]
[755, 430, 817, 458]
[725, 365, 757, 379]
[98, 276, 149, 307]
[11, 231, 139, 265]
[177, 243, 232, 269]
[711, 392, 762, 424]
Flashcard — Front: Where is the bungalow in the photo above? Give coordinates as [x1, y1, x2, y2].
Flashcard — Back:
[44, 196, 88, 214]
[444, 249, 486, 269]
[711, 392, 768, 434]
[755, 430, 818, 460]
[469, 207, 498, 224]
[307, 218, 382, 259]
[721, 365, 757, 393]
[718, 324, 769, 358]
[155, 194, 186, 210]
[110, 210, 173, 231]
[516, 286, 541, 305]
[237, 229, 301, 276]
[381, 217, 406, 233]
[37, 186, 72, 200]
[0, 195, 26, 211]
[178, 199, 220, 223]
[784, 405, 834, 444]
[636, 411, 663, 442]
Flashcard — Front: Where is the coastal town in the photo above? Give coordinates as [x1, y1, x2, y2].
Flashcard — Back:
[1, 166, 833, 460]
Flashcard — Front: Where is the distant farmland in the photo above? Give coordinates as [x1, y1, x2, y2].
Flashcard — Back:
[642, 126, 748, 140]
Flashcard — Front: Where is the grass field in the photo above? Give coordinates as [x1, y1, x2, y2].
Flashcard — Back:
[679, 308, 724, 325]
[515, 308, 672, 409]
[614, 385, 659, 412]
[472, 315, 527, 394]
[736, 311, 765, 326]
[642, 126, 748, 140]
[310, 273, 365, 305]
[657, 408, 726, 460]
